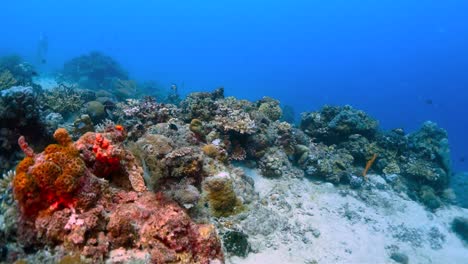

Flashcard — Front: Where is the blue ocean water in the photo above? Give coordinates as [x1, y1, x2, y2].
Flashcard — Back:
[1, 0, 467, 172]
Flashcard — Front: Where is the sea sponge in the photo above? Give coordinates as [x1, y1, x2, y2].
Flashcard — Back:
[13, 129, 86, 216]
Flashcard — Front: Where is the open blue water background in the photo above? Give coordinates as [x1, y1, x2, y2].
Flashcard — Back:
[1, 0, 467, 171]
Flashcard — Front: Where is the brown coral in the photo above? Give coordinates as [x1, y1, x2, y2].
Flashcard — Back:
[203, 172, 242, 217]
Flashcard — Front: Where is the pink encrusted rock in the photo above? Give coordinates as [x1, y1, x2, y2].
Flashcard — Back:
[18, 180, 224, 263]
[108, 192, 224, 263]
[75, 128, 147, 192]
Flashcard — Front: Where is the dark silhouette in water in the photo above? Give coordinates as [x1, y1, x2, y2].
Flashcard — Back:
[425, 99, 433, 105]
[37, 32, 48, 64]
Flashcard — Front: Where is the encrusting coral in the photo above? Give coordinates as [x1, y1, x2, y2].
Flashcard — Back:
[14, 128, 85, 216]
[75, 125, 147, 192]
[8, 127, 224, 263]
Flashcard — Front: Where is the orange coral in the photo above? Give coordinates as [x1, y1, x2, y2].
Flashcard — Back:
[13, 128, 86, 216]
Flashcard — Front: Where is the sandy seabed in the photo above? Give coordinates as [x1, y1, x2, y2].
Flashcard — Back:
[229, 169, 468, 264]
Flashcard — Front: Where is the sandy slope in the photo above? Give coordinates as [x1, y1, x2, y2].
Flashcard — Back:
[229, 168, 468, 264]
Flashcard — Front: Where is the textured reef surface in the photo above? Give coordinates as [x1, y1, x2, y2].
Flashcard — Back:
[0, 54, 467, 263]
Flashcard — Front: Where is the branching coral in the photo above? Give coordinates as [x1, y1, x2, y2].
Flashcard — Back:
[0, 170, 15, 213]
[0, 70, 17, 90]
[113, 96, 180, 139]
[0, 55, 36, 86]
[42, 84, 84, 116]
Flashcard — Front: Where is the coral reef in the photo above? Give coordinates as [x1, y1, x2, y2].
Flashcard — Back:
[404, 121, 451, 189]
[42, 84, 84, 118]
[213, 97, 257, 135]
[257, 97, 282, 121]
[113, 96, 180, 139]
[6, 127, 223, 263]
[111, 78, 137, 100]
[300, 105, 378, 144]
[0, 55, 36, 88]
[0, 70, 17, 90]
[61, 51, 128, 90]
[1, 77, 461, 263]
[0, 86, 46, 174]
[180, 88, 225, 122]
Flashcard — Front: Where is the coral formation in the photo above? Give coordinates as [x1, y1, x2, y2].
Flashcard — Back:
[6, 126, 223, 263]
[0, 170, 15, 213]
[42, 84, 84, 118]
[0, 70, 17, 90]
[13, 128, 85, 216]
[301, 105, 378, 144]
[111, 78, 137, 100]
[0, 86, 46, 174]
[203, 172, 242, 217]
[75, 127, 147, 192]
[0, 73, 461, 263]
[0, 55, 36, 87]
[257, 97, 282, 121]
[61, 51, 128, 89]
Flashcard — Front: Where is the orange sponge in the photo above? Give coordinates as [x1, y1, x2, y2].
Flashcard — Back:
[13, 128, 86, 216]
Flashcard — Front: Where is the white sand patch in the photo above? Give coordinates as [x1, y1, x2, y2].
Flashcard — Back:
[230, 169, 468, 264]
[33, 76, 60, 90]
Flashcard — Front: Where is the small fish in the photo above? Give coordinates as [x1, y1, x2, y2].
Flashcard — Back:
[169, 123, 178, 131]
[425, 99, 433, 105]
[31, 71, 38, 76]
[460, 157, 465, 163]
